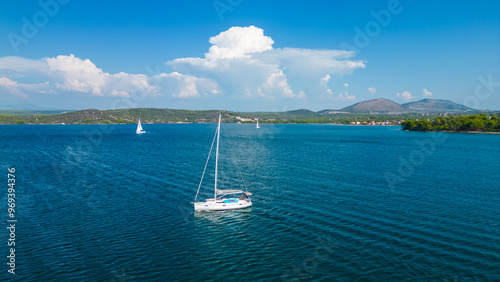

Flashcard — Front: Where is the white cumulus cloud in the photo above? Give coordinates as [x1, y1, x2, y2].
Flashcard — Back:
[261, 70, 296, 98]
[0, 26, 366, 110]
[205, 25, 274, 60]
[110, 89, 130, 97]
[168, 26, 365, 103]
[47, 54, 108, 96]
[0, 77, 51, 99]
[151, 72, 219, 98]
[0, 77, 29, 99]
[422, 88, 432, 98]
[396, 91, 415, 101]
[343, 83, 349, 88]
[336, 92, 356, 101]
[0, 55, 220, 102]
[368, 87, 376, 94]
[0, 55, 166, 99]
[320, 74, 331, 85]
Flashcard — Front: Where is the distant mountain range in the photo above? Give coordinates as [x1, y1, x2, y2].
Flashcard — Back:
[0, 98, 480, 115]
[0, 98, 492, 125]
[322, 98, 474, 114]
[402, 99, 472, 113]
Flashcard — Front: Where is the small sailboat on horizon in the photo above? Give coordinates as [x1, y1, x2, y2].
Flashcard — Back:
[192, 113, 252, 211]
[136, 119, 146, 134]
[256, 119, 260, 128]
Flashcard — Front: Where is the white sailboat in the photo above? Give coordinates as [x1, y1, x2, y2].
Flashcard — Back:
[193, 113, 252, 211]
[256, 119, 260, 128]
[136, 119, 146, 134]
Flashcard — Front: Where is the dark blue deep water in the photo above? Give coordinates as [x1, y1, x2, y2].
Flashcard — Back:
[1, 124, 499, 281]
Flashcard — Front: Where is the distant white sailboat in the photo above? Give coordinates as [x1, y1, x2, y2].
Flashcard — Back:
[136, 119, 146, 134]
[193, 113, 252, 211]
[256, 119, 260, 128]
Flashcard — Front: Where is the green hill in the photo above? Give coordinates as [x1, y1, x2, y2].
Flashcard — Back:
[403, 99, 473, 113]
[0, 104, 495, 125]
[340, 98, 408, 113]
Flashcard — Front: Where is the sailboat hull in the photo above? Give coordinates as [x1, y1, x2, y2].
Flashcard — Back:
[194, 199, 252, 211]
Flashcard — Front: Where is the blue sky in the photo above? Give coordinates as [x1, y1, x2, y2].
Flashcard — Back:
[0, 0, 499, 111]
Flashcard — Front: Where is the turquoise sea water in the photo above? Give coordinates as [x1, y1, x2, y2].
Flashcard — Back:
[1, 124, 499, 281]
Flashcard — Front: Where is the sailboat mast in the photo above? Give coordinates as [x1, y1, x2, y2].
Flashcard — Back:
[214, 113, 221, 199]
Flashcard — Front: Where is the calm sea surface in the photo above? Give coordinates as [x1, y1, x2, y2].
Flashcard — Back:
[1, 124, 499, 281]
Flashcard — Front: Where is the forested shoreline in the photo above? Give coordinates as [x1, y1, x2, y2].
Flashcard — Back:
[2, 109, 499, 133]
[402, 114, 500, 132]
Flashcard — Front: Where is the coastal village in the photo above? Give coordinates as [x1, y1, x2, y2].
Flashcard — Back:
[234, 115, 403, 125]
[349, 120, 403, 126]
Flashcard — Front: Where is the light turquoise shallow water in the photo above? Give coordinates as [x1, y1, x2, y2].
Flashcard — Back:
[1, 124, 499, 281]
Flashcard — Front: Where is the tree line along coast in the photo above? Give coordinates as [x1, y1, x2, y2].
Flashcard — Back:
[402, 113, 500, 133]
[1, 108, 499, 133]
